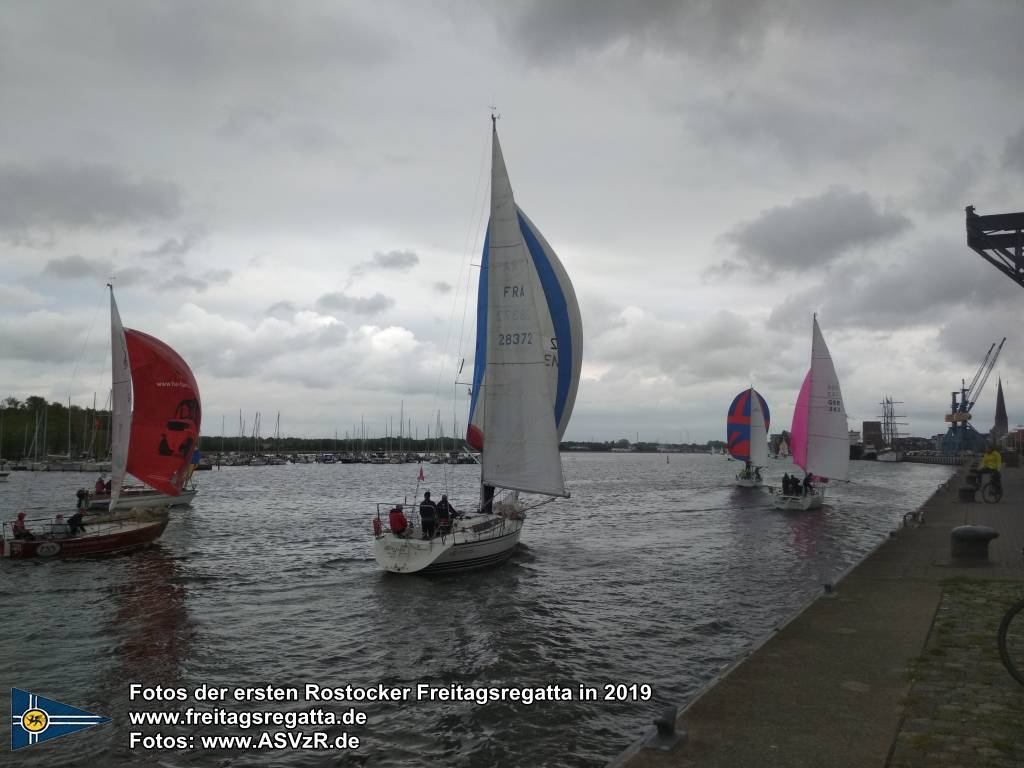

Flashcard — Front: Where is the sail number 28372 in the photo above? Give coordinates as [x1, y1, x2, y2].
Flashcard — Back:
[498, 332, 533, 346]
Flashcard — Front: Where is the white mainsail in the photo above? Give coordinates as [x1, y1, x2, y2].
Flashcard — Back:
[108, 287, 132, 511]
[473, 122, 582, 498]
[804, 317, 849, 480]
[749, 389, 768, 467]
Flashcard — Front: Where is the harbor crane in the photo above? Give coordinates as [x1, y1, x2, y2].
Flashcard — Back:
[941, 337, 1005, 455]
[966, 206, 1024, 288]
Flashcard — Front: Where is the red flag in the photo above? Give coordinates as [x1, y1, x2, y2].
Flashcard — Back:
[418, 465, 425, 481]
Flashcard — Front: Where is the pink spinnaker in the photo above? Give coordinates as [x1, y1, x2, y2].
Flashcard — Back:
[790, 371, 811, 472]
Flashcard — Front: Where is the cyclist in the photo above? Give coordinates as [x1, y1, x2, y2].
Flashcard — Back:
[979, 445, 1003, 492]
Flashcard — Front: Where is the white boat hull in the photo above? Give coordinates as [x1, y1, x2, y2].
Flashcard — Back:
[374, 514, 523, 574]
[771, 488, 826, 511]
[876, 451, 903, 463]
[735, 474, 763, 488]
[88, 488, 196, 511]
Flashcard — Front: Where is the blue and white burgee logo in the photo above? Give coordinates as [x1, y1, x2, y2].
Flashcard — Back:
[11, 688, 110, 750]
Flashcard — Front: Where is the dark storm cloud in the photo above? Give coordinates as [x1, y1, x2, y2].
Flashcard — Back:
[42, 254, 114, 280]
[767, 239, 1022, 332]
[3, 2, 392, 84]
[316, 291, 395, 316]
[42, 255, 150, 288]
[352, 250, 419, 276]
[1003, 127, 1024, 174]
[911, 149, 988, 213]
[0, 162, 181, 235]
[688, 89, 893, 166]
[140, 234, 200, 263]
[937, 309, 1021, 369]
[495, 0, 773, 62]
[725, 187, 911, 272]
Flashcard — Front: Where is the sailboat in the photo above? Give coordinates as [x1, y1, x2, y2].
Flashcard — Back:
[372, 117, 583, 574]
[772, 316, 848, 511]
[728, 387, 770, 487]
[2, 286, 201, 559]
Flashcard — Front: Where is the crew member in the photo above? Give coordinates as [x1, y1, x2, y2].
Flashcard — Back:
[419, 491, 438, 539]
[388, 504, 408, 536]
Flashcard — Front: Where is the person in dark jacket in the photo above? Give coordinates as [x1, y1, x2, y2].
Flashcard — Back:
[68, 509, 87, 535]
[436, 494, 456, 534]
[419, 492, 438, 539]
[803, 474, 813, 495]
[781, 473, 792, 495]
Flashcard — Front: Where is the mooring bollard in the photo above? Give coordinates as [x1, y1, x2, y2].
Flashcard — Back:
[950, 525, 999, 561]
[646, 707, 686, 751]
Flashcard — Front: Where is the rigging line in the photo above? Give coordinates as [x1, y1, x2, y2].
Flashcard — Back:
[69, 287, 106, 401]
[429, 124, 489, 429]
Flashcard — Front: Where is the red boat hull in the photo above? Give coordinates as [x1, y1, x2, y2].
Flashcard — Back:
[2, 519, 169, 559]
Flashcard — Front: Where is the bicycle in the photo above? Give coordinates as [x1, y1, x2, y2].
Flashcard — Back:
[998, 595, 1024, 686]
[980, 476, 1003, 503]
[969, 470, 1002, 503]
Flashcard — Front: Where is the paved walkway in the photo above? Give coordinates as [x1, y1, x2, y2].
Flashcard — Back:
[610, 467, 1024, 768]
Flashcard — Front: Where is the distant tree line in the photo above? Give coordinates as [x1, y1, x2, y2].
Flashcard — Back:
[3, 394, 743, 461]
[0, 396, 111, 460]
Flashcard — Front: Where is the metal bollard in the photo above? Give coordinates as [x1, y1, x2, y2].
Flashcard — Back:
[646, 707, 686, 751]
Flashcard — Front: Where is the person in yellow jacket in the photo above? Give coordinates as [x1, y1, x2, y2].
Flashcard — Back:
[979, 446, 1003, 489]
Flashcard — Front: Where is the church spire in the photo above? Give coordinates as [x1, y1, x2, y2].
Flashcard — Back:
[992, 377, 1008, 440]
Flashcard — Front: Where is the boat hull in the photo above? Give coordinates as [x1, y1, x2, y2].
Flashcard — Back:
[876, 451, 903, 463]
[88, 488, 196, 510]
[771, 489, 825, 511]
[374, 515, 523, 574]
[2, 517, 169, 559]
[735, 475, 763, 488]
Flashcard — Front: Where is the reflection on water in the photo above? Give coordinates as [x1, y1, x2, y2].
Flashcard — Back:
[0, 454, 953, 767]
[104, 549, 192, 684]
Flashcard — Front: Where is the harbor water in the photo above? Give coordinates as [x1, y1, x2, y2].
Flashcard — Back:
[0, 453, 954, 767]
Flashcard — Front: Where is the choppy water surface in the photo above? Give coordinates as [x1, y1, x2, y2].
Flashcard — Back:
[0, 454, 952, 767]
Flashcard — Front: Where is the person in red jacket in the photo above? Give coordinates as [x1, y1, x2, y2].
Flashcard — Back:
[12, 512, 33, 540]
[388, 504, 408, 536]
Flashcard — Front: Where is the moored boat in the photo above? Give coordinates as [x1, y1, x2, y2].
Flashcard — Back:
[372, 116, 583, 574]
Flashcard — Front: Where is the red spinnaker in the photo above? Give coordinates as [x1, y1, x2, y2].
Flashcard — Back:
[125, 329, 202, 496]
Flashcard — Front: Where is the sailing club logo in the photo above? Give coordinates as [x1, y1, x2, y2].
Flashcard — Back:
[11, 688, 110, 751]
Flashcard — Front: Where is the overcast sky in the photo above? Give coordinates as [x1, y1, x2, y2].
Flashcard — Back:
[2, 1, 1022, 444]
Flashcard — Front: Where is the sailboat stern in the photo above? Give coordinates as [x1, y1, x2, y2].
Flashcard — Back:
[374, 534, 457, 574]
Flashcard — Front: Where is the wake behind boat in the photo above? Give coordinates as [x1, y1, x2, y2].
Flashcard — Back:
[771, 316, 849, 511]
[372, 116, 583, 575]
